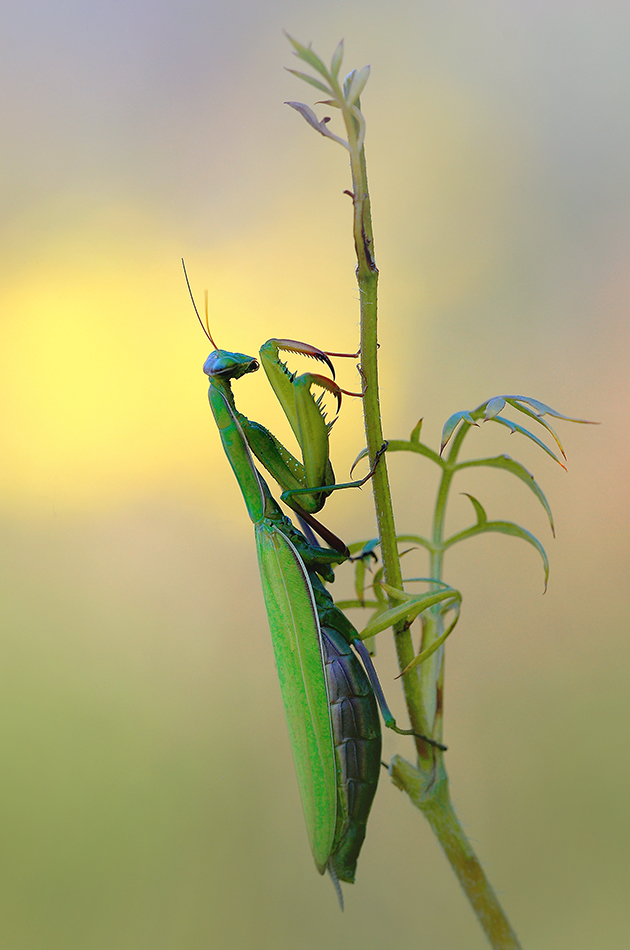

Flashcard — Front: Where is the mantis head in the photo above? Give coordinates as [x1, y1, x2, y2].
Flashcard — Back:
[182, 259, 259, 382]
[203, 349, 260, 381]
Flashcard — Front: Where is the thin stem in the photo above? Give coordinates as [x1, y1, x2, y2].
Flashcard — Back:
[391, 756, 523, 950]
[333, 97, 432, 755]
[418, 422, 475, 736]
[339, 83, 523, 950]
[294, 43, 524, 947]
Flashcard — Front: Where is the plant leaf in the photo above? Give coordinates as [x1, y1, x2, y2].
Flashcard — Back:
[349, 539, 379, 605]
[284, 33, 331, 79]
[456, 454, 555, 534]
[397, 606, 461, 676]
[285, 69, 333, 96]
[504, 395, 597, 425]
[354, 556, 367, 605]
[504, 399, 568, 459]
[441, 393, 596, 459]
[410, 419, 423, 443]
[385, 439, 444, 467]
[284, 101, 350, 150]
[484, 396, 506, 419]
[441, 410, 478, 454]
[346, 64, 370, 105]
[395, 533, 434, 553]
[490, 415, 567, 468]
[358, 588, 461, 640]
[444, 519, 549, 591]
[371, 568, 388, 607]
[343, 69, 355, 98]
[335, 599, 379, 610]
[353, 104, 367, 151]
[462, 492, 487, 525]
[330, 39, 344, 77]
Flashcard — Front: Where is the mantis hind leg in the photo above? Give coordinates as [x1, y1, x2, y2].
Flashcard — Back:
[351, 638, 447, 752]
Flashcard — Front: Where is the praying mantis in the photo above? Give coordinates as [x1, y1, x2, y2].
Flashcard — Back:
[189, 272, 458, 904]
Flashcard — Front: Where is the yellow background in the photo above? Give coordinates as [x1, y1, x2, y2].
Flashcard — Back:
[1, 3, 628, 948]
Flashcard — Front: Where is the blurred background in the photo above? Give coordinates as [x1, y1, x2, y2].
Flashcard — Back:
[1, 2, 628, 947]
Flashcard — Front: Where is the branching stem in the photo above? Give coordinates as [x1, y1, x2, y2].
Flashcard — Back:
[286, 37, 524, 948]
[336, 68, 523, 950]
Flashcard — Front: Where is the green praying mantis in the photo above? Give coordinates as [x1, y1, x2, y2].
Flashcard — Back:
[187, 270, 459, 905]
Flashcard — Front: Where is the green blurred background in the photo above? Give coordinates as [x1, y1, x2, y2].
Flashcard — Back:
[1, 2, 628, 947]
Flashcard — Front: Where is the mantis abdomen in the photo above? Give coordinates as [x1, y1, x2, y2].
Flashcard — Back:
[322, 627, 381, 885]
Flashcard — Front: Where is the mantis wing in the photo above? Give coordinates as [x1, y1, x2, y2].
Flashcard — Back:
[255, 521, 337, 873]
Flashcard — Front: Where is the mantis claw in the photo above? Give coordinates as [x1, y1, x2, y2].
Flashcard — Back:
[270, 339, 337, 377]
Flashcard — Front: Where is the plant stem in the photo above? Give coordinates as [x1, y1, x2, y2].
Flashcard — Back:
[339, 93, 523, 950]
[338, 105, 429, 752]
[390, 756, 523, 950]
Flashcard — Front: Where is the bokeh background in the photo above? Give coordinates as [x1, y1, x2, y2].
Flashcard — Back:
[1, 2, 628, 948]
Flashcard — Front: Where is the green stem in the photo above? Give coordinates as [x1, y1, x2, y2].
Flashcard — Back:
[417, 457, 454, 738]
[417, 422, 474, 737]
[390, 756, 523, 950]
[335, 102, 428, 754]
[333, 65, 522, 950]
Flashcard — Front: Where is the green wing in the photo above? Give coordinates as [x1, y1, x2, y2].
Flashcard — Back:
[256, 520, 337, 873]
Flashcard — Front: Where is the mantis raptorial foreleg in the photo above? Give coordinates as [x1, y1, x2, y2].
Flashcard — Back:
[184, 260, 384, 523]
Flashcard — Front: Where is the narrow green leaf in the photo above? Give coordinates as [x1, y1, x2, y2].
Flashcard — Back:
[330, 39, 344, 77]
[490, 415, 567, 468]
[335, 599, 379, 610]
[284, 101, 350, 150]
[505, 395, 597, 425]
[462, 492, 487, 525]
[456, 454, 555, 534]
[286, 69, 333, 96]
[484, 396, 506, 419]
[343, 69, 356, 98]
[346, 538, 374, 556]
[398, 607, 460, 676]
[284, 32, 331, 80]
[346, 64, 370, 105]
[354, 557, 366, 605]
[284, 100, 324, 130]
[410, 419, 423, 443]
[505, 399, 568, 459]
[395, 533, 434, 553]
[443, 519, 549, 590]
[385, 439, 444, 467]
[355, 538, 380, 559]
[359, 589, 460, 640]
[372, 569, 387, 607]
[403, 577, 452, 590]
[354, 105, 367, 152]
[441, 410, 478, 454]
[377, 581, 411, 603]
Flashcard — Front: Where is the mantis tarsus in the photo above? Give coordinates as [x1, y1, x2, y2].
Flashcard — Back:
[190, 271, 448, 904]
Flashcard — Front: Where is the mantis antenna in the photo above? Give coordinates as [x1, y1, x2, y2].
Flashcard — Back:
[182, 258, 219, 350]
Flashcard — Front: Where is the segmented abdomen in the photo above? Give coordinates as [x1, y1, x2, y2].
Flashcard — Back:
[321, 627, 382, 884]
